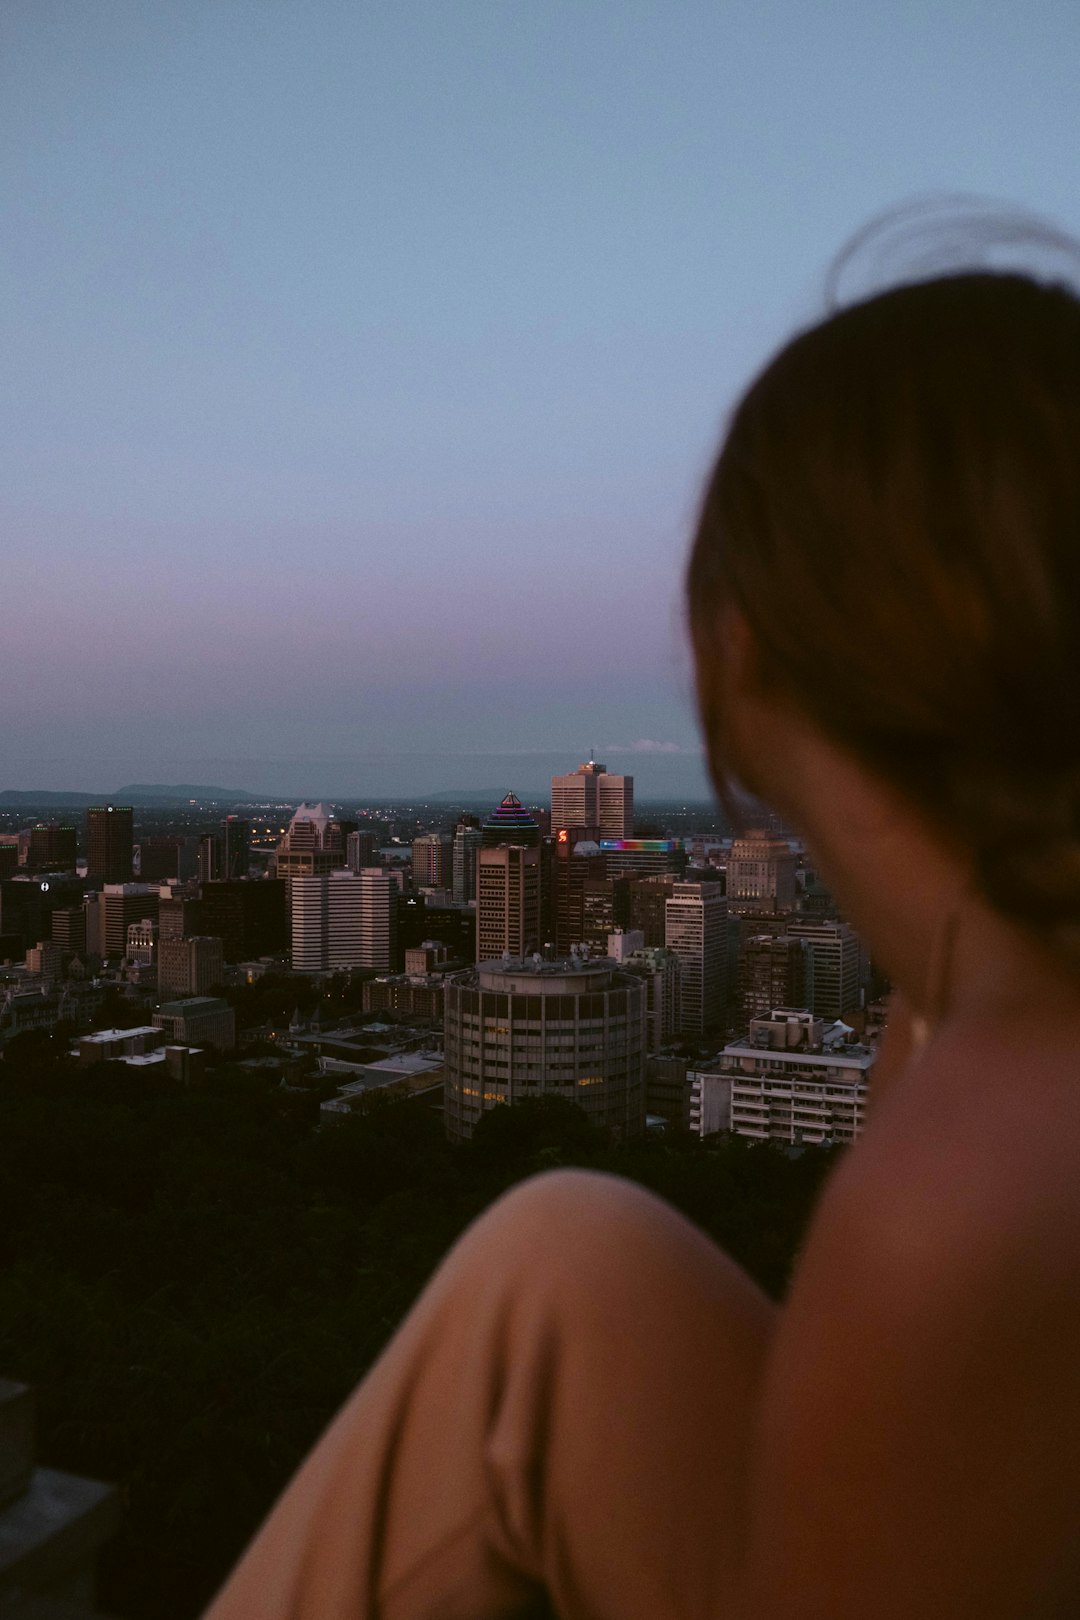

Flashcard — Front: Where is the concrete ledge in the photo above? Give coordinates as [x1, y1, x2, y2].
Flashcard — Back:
[0, 1469, 119, 1601]
[0, 1387, 35, 1512]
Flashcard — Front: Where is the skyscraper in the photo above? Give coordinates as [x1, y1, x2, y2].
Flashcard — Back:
[356, 868, 398, 971]
[726, 829, 798, 916]
[451, 819, 483, 903]
[551, 760, 633, 841]
[477, 845, 541, 962]
[290, 871, 362, 973]
[273, 803, 336, 878]
[737, 933, 808, 1025]
[785, 918, 862, 1020]
[221, 816, 251, 880]
[411, 833, 452, 891]
[665, 881, 729, 1037]
[20, 823, 78, 873]
[86, 805, 134, 884]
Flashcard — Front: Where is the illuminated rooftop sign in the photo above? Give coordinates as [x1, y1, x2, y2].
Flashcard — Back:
[599, 839, 679, 852]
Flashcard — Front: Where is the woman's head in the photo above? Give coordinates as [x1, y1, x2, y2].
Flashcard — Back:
[687, 268, 1080, 957]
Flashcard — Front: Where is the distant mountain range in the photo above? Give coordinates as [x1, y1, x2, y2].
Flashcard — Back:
[0, 784, 263, 807]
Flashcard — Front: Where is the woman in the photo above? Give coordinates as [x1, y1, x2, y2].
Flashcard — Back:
[204, 263, 1080, 1617]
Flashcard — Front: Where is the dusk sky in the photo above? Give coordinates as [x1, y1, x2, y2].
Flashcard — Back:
[3, 1, 1079, 799]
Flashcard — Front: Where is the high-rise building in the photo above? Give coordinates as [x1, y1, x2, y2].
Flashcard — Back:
[93, 885, 160, 959]
[50, 905, 87, 957]
[196, 833, 221, 884]
[158, 935, 225, 999]
[726, 829, 798, 916]
[785, 918, 862, 1021]
[665, 881, 729, 1037]
[86, 805, 133, 884]
[221, 817, 251, 880]
[551, 760, 633, 841]
[737, 933, 808, 1026]
[477, 845, 541, 961]
[289, 868, 397, 973]
[411, 833, 452, 891]
[552, 830, 605, 955]
[273, 803, 336, 878]
[443, 956, 646, 1141]
[196, 879, 287, 960]
[621, 943, 683, 1051]
[290, 872, 362, 973]
[451, 819, 483, 903]
[0, 838, 18, 879]
[346, 829, 378, 872]
[627, 874, 677, 947]
[481, 793, 542, 847]
[20, 823, 78, 873]
[135, 837, 193, 882]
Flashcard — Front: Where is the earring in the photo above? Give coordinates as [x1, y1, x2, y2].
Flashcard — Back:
[908, 899, 962, 1054]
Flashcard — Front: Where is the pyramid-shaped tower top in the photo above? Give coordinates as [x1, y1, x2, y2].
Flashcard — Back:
[481, 791, 541, 848]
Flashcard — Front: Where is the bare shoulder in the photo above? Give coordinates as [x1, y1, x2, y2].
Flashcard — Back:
[736, 1020, 1080, 1618]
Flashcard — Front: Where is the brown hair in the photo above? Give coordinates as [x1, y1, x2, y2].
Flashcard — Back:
[686, 269, 1080, 957]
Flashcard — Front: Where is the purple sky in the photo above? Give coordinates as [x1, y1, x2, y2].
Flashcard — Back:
[3, 1, 1079, 798]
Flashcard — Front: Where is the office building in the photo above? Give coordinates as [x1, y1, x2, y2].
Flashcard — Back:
[196, 834, 221, 884]
[346, 829, 378, 872]
[480, 792, 542, 847]
[726, 829, 798, 916]
[626, 874, 677, 947]
[25, 940, 64, 985]
[477, 844, 541, 962]
[221, 816, 251, 880]
[86, 805, 133, 884]
[0, 876, 83, 957]
[412, 833, 452, 891]
[195, 879, 288, 961]
[452, 819, 483, 903]
[20, 823, 78, 873]
[0, 839, 18, 879]
[622, 943, 683, 1051]
[153, 996, 235, 1051]
[551, 831, 607, 955]
[50, 905, 87, 957]
[443, 955, 646, 1142]
[785, 918, 862, 1021]
[737, 933, 808, 1026]
[273, 803, 336, 878]
[599, 838, 685, 878]
[135, 837, 193, 882]
[665, 881, 729, 1037]
[720, 1008, 874, 1145]
[290, 872, 362, 973]
[93, 885, 160, 959]
[125, 918, 159, 966]
[551, 759, 633, 841]
[159, 935, 225, 999]
[357, 867, 398, 971]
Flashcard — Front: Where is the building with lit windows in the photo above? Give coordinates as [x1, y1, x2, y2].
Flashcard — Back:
[664, 881, 728, 1036]
[86, 805, 133, 884]
[719, 1007, 874, 1145]
[443, 955, 646, 1142]
[412, 833, 452, 891]
[726, 829, 798, 916]
[551, 760, 633, 841]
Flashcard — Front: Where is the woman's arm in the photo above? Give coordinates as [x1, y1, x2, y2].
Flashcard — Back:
[732, 1114, 1080, 1617]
